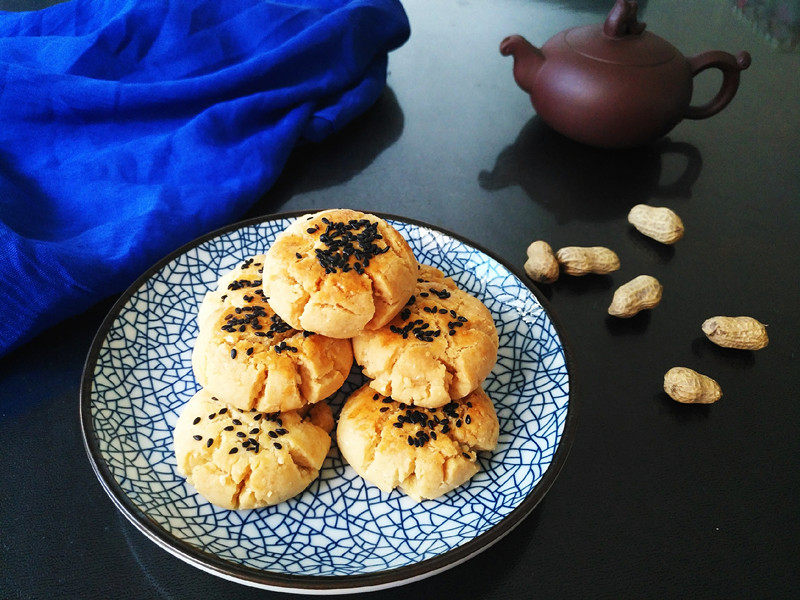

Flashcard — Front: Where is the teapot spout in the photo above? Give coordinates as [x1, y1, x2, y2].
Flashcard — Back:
[500, 34, 545, 93]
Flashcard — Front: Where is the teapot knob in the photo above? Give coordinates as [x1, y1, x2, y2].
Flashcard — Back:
[603, 0, 646, 38]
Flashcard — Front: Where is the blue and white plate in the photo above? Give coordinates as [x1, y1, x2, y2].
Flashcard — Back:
[80, 212, 575, 594]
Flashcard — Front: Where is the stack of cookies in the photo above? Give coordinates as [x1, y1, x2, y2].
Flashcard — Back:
[173, 209, 500, 508]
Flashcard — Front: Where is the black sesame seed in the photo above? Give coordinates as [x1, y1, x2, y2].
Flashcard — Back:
[219, 408, 227, 414]
[208, 413, 216, 420]
[206, 438, 213, 447]
[273, 442, 282, 449]
[295, 252, 302, 259]
[232, 419, 242, 425]
[393, 422, 403, 428]
[230, 348, 237, 359]
[223, 425, 234, 431]
[407, 436, 415, 446]
[253, 414, 262, 421]
[268, 431, 278, 438]
[192, 435, 202, 441]
[430, 432, 437, 440]
[465, 415, 471, 424]
[462, 452, 471, 459]
[236, 432, 246, 438]
[229, 447, 238, 454]
[192, 417, 201, 425]
[456, 419, 462, 427]
[449, 329, 456, 335]
[381, 398, 393, 404]
[250, 428, 259, 434]
[246, 347, 253, 356]
[420, 292, 429, 297]
[373, 393, 380, 400]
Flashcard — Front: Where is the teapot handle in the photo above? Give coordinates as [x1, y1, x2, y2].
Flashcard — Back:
[685, 51, 751, 120]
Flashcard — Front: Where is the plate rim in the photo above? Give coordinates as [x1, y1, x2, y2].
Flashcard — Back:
[79, 209, 578, 594]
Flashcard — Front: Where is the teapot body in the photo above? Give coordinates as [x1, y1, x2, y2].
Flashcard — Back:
[532, 26, 693, 148]
[500, 0, 751, 149]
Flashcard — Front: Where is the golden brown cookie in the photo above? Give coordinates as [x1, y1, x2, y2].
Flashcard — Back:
[337, 384, 499, 501]
[261, 209, 417, 339]
[173, 389, 333, 509]
[192, 256, 353, 413]
[352, 264, 498, 408]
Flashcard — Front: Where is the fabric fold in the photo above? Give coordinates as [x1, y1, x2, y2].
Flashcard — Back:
[0, 0, 410, 356]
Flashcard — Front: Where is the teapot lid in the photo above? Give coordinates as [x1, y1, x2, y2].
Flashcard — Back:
[565, 0, 681, 67]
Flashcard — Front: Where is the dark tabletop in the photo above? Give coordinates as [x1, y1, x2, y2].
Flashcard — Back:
[2, 1, 799, 598]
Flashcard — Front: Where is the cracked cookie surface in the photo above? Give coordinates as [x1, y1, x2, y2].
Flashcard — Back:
[261, 209, 417, 339]
[352, 264, 498, 408]
[174, 389, 333, 509]
[192, 255, 353, 413]
[337, 384, 499, 501]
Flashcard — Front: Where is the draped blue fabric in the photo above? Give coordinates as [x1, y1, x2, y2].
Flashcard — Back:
[0, 0, 410, 356]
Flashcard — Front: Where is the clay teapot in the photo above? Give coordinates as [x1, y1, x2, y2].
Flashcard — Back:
[500, 0, 751, 148]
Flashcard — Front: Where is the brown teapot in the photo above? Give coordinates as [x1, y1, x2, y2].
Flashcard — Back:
[500, 0, 751, 148]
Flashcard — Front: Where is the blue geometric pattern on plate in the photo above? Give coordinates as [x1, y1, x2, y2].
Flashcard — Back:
[88, 217, 569, 576]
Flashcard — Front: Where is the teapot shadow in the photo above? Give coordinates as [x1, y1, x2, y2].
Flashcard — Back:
[479, 117, 702, 224]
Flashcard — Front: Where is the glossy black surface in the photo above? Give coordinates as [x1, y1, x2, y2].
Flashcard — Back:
[2, 1, 798, 598]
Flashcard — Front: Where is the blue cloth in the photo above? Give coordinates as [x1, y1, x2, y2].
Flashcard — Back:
[0, 0, 409, 356]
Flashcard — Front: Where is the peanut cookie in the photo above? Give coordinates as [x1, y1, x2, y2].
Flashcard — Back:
[261, 209, 417, 338]
[337, 384, 499, 501]
[192, 256, 353, 413]
[174, 389, 333, 509]
[352, 264, 498, 408]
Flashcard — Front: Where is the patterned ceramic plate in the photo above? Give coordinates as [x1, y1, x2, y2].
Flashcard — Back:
[80, 212, 575, 594]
